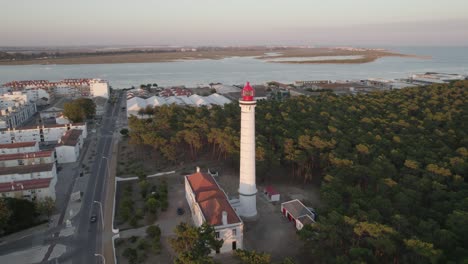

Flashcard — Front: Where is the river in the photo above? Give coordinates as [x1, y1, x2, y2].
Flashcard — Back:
[0, 46, 467, 88]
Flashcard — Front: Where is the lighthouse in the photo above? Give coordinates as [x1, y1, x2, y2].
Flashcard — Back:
[238, 82, 257, 218]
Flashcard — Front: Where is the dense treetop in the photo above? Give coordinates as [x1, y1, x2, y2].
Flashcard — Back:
[129, 81, 468, 263]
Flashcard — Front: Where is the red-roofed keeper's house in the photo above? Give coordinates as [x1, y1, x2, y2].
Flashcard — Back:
[185, 167, 244, 253]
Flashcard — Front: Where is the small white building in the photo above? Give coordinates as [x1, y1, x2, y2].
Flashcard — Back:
[55, 129, 83, 163]
[0, 142, 39, 155]
[0, 150, 55, 167]
[264, 186, 280, 202]
[0, 163, 57, 200]
[90, 79, 109, 99]
[40, 106, 63, 119]
[55, 115, 70, 124]
[281, 199, 316, 230]
[185, 169, 244, 253]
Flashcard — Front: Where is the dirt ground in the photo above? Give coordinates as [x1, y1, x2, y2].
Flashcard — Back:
[215, 168, 319, 263]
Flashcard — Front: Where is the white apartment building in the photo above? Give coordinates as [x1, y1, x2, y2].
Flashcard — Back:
[25, 87, 52, 106]
[0, 162, 57, 200]
[0, 91, 37, 129]
[0, 103, 37, 129]
[185, 169, 243, 253]
[0, 150, 55, 167]
[0, 142, 39, 154]
[90, 79, 109, 99]
[0, 123, 87, 144]
[55, 129, 83, 163]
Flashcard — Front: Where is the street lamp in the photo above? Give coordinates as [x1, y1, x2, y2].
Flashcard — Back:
[93, 201, 104, 229]
[94, 253, 106, 264]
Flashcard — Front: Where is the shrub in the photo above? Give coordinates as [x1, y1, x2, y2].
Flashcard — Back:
[146, 225, 161, 239]
[122, 247, 138, 264]
[129, 236, 138, 243]
[137, 238, 149, 250]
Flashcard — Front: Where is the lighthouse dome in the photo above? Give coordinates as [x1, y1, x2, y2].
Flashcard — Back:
[241, 82, 255, 101]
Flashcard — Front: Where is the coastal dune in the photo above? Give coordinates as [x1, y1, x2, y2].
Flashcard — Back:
[0, 47, 422, 65]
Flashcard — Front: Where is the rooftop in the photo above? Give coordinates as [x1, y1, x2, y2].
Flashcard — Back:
[0, 141, 37, 149]
[0, 178, 52, 193]
[60, 129, 82, 146]
[0, 150, 54, 161]
[0, 163, 54, 176]
[281, 199, 315, 221]
[186, 172, 241, 226]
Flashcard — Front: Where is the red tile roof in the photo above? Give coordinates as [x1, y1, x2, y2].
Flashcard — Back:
[0, 163, 54, 176]
[186, 172, 241, 226]
[187, 172, 218, 193]
[0, 178, 52, 192]
[0, 142, 37, 149]
[60, 129, 82, 146]
[0, 150, 54, 161]
[264, 185, 280, 195]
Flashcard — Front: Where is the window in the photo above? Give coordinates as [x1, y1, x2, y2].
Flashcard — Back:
[215, 232, 220, 239]
[232, 229, 236, 236]
[18, 160, 24, 165]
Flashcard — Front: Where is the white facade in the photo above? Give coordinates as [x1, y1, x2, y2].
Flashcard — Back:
[0, 91, 37, 129]
[0, 103, 37, 129]
[25, 88, 51, 106]
[238, 100, 257, 218]
[90, 79, 109, 99]
[55, 129, 83, 163]
[0, 91, 31, 108]
[0, 150, 55, 167]
[56, 145, 79, 163]
[0, 142, 39, 154]
[185, 171, 244, 253]
[0, 123, 87, 144]
[40, 106, 63, 119]
[55, 115, 70, 124]
[0, 163, 57, 200]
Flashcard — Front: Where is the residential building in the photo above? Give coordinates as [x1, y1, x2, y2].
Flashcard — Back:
[0, 123, 87, 144]
[25, 87, 52, 106]
[0, 142, 39, 154]
[0, 103, 37, 129]
[0, 150, 55, 167]
[55, 129, 83, 163]
[185, 169, 243, 253]
[90, 79, 109, 99]
[0, 163, 57, 200]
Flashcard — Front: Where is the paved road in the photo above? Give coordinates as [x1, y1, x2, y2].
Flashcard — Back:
[72, 91, 124, 264]
[0, 92, 123, 264]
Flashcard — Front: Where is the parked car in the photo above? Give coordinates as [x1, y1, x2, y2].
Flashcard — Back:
[90, 215, 97, 223]
[177, 208, 185, 215]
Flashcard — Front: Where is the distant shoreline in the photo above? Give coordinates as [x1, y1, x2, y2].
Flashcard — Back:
[0, 47, 424, 66]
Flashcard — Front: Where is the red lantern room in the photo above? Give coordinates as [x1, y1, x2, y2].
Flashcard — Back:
[241, 82, 255, 101]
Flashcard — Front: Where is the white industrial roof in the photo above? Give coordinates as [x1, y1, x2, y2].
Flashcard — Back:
[126, 93, 231, 117]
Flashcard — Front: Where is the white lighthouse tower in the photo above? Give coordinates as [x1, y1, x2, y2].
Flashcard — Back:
[238, 82, 257, 218]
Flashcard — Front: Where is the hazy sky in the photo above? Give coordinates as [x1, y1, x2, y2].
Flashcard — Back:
[1, 0, 468, 46]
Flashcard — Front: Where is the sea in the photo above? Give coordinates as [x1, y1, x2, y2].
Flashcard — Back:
[0, 46, 467, 88]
